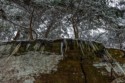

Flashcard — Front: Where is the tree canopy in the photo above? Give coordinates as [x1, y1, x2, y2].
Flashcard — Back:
[0, 0, 125, 48]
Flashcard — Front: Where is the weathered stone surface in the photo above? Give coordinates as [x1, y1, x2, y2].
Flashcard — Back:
[0, 39, 124, 83]
[0, 51, 63, 83]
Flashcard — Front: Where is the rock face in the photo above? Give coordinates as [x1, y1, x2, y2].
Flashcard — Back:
[0, 51, 63, 83]
[0, 39, 124, 83]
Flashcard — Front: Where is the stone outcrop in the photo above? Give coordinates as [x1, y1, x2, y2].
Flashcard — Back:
[0, 39, 124, 83]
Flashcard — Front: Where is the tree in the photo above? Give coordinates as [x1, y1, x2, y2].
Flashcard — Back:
[0, 0, 125, 49]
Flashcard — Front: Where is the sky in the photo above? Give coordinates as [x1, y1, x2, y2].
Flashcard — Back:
[108, 0, 119, 7]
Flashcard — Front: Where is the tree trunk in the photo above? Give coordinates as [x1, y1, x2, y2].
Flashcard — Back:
[71, 16, 79, 39]
[29, 8, 34, 40]
[44, 19, 55, 38]
[44, 27, 51, 38]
